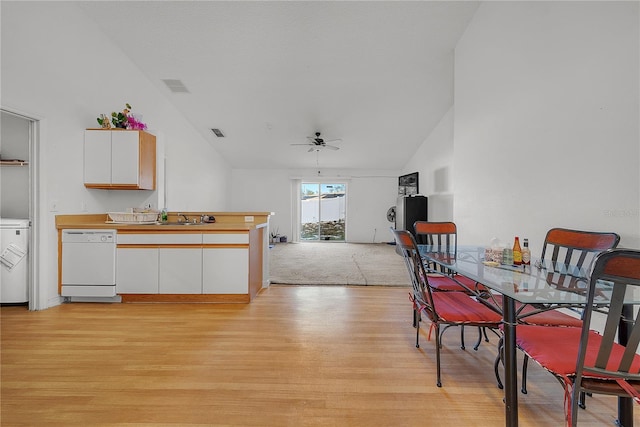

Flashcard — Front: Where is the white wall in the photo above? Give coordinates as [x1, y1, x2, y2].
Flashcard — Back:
[5, 1, 637, 308]
[402, 107, 455, 221]
[1, 2, 231, 309]
[230, 168, 399, 243]
[453, 1, 639, 256]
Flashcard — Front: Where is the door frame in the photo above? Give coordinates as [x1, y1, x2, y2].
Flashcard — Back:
[1, 107, 42, 311]
[298, 180, 348, 242]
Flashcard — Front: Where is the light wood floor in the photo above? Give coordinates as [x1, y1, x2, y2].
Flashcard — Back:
[1, 285, 631, 426]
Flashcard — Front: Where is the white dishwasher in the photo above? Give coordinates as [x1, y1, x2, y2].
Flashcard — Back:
[61, 230, 117, 297]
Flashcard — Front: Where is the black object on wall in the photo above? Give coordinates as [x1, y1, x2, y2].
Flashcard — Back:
[395, 195, 428, 236]
[398, 172, 419, 196]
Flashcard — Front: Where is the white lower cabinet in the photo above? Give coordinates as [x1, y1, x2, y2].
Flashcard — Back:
[202, 248, 249, 294]
[115, 232, 250, 296]
[159, 248, 202, 294]
[116, 248, 159, 293]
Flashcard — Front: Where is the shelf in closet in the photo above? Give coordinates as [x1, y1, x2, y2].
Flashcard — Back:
[0, 160, 29, 166]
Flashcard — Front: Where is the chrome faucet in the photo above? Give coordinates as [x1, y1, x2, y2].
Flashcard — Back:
[177, 213, 189, 223]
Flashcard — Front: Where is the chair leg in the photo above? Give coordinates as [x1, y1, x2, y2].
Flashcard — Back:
[473, 326, 483, 351]
[483, 327, 490, 343]
[494, 336, 504, 389]
[570, 386, 582, 427]
[521, 355, 529, 394]
[460, 325, 466, 350]
[415, 312, 421, 348]
[435, 324, 442, 387]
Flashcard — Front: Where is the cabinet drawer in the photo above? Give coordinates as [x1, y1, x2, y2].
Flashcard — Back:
[202, 233, 249, 244]
[117, 233, 203, 245]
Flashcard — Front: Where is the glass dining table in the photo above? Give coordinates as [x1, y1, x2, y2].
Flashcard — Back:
[418, 245, 640, 427]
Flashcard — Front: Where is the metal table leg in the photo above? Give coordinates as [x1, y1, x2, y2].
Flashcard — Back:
[503, 295, 518, 427]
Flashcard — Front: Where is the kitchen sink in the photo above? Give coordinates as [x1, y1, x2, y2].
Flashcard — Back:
[157, 222, 206, 226]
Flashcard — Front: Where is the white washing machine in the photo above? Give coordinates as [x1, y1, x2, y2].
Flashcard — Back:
[0, 218, 30, 303]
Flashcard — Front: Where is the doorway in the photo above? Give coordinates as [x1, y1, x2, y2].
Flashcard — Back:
[300, 182, 346, 241]
[1, 109, 39, 310]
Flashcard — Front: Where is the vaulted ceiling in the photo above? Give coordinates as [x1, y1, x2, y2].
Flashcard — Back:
[77, 1, 479, 170]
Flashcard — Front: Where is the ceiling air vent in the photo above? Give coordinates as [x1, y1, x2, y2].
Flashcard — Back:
[211, 128, 225, 138]
[162, 79, 189, 93]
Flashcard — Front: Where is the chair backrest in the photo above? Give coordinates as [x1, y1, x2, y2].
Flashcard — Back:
[540, 228, 620, 292]
[575, 249, 640, 389]
[541, 227, 620, 269]
[413, 221, 458, 274]
[390, 227, 434, 315]
[413, 221, 457, 251]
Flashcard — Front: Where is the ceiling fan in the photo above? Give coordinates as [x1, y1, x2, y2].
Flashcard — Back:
[291, 132, 342, 152]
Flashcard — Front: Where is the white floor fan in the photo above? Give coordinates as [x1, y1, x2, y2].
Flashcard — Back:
[387, 206, 397, 245]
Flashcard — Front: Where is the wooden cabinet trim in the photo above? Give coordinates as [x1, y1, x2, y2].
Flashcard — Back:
[119, 294, 251, 303]
[202, 244, 249, 249]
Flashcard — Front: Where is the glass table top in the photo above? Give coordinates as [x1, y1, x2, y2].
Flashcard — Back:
[418, 245, 640, 305]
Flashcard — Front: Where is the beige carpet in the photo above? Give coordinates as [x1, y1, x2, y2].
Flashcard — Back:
[269, 242, 410, 286]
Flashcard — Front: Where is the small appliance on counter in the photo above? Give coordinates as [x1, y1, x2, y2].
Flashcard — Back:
[201, 215, 216, 223]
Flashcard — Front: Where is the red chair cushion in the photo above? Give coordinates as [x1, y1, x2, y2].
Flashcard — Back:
[520, 307, 583, 327]
[488, 294, 582, 327]
[431, 292, 502, 324]
[516, 325, 640, 378]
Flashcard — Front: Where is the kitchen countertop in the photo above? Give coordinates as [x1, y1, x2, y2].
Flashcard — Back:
[56, 213, 271, 232]
[56, 212, 272, 303]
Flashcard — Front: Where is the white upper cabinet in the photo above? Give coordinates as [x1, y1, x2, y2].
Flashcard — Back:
[111, 131, 141, 185]
[84, 129, 156, 190]
[84, 130, 111, 185]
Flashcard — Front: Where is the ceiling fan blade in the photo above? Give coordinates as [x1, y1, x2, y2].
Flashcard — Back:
[324, 145, 340, 151]
[308, 147, 317, 152]
[323, 138, 342, 144]
[291, 143, 312, 146]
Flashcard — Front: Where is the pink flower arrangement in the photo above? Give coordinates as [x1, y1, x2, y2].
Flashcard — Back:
[126, 113, 147, 130]
[96, 103, 148, 130]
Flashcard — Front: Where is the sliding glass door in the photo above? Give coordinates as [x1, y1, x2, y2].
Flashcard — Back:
[300, 183, 346, 241]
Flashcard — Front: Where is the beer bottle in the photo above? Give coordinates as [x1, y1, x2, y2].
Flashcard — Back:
[513, 236, 522, 265]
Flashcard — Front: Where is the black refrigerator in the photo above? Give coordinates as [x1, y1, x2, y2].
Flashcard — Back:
[396, 195, 428, 236]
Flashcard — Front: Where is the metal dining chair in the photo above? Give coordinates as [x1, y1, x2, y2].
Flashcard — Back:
[514, 248, 640, 426]
[413, 221, 486, 294]
[390, 227, 502, 387]
[519, 228, 619, 394]
[493, 228, 620, 395]
[413, 221, 491, 349]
